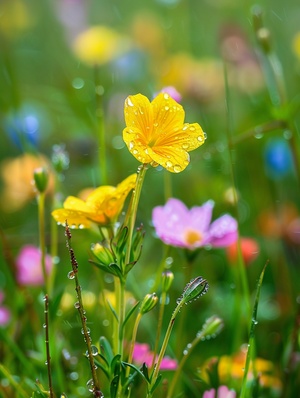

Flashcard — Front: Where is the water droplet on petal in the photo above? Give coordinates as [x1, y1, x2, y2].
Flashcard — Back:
[165, 106, 169, 111]
[126, 97, 134, 107]
[129, 141, 134, 149]
[173, 165, 182, 173]
[198, 136, 204, 142]
[166, 161, 173, 168]
[163, 93, 169, 100]
[182, 143, 189, 149]
[189, 126, 195, 131]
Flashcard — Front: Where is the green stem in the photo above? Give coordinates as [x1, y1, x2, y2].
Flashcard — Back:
[164, 170, 172, 200]
[240, 262, 268, 398]
[150, 291, 167, 372]
[148, 303, 182, 397]
[167, 327, 206, 398]
[126, 312, 143, 377]
[124, 164, 148, 269]
[118, 279, 125, 356]
[37, 191, 49, 294]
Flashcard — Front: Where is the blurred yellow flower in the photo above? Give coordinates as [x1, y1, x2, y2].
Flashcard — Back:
[72, 25, 130, 66]
[52, 174, 137, 228]
[200, 346, 282, 392]
[0, 153, 54, 212]
[123, 93, 205, 173]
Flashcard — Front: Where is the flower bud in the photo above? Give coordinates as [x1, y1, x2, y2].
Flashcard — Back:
[198, 315, 224, 339]
[140, 293, 158, 314]
[51, 144, 70, 174]
[161, 270, 174, 293]
[91, 243, 115, 266]
[178, 276, 209, 306]
[33, 167, 49, 193]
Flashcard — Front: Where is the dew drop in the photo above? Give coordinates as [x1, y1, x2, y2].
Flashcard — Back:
[198, 136, 204, 142]
[91, 345, 99, 356]
[165, 106, 170, 111]
[166, 160, 173, 168]
[43, 323, 47, 329]
[45, 360, 48, 365]
[74, 302, 80, 309]
[132, 149, 138, 155]
[129, 141, 134, 149]
[182, 143, 189, 149]
[86, 379, 94, 392]
[183, 349, 188, 355]
[173, 164, 182, 173]
[189, 126, 195, 131]
[67, 271, 75, 280]
[126, 97, 134, 107]
[163, 93, 169, 99]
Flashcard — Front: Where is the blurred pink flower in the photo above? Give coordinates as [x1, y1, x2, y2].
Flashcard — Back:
[158, 86, 182, 103]
[203, 386, 236, 398]
[16, 245, 53, 286]
[0, 291, 11, 326]
[132, 342, 177, 370]
[152, 199, 238, 250]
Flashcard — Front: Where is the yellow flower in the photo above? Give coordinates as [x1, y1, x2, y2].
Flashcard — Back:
[72, 25, 130, 66]
[52, 174, 136, 228]
[123, 93, 205, 173]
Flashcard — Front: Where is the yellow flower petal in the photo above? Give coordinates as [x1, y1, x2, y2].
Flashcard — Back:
[52, 174, 137, 228]
[123, 93, 205, 172]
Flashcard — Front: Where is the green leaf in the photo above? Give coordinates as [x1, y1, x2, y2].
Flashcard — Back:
[122, 362, 149, 384]
[106, 299, 119, 323]
[99, 336, 114, 365]
[110, 374, 119, 398]
[123, 301, 140, 328]
[150, 374, 162, 394]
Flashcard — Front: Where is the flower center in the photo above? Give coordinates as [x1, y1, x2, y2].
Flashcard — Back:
[183, 228, 203, 246]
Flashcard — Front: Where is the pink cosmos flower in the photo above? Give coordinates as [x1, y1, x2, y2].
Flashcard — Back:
[132, 342, 177, 370]
[15, 245, 53, 286]
[203, 386, 236, 398]
[152, 199, 238, 250]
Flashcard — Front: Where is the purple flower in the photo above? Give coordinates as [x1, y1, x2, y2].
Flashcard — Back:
[15, 245, 53, 286]
[152, 199, 238, 250]
[203, 386, 236, 398]
[132, 342, 177, 370]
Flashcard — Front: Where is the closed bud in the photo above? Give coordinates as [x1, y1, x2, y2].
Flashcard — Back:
[161, 270, 174, 293]
[198, 315, 224, 339]
[178, 276, 209, 306]
[33, 167, 49, 193]
[91, 243, 115, 266]
[140, 293, 158, 314]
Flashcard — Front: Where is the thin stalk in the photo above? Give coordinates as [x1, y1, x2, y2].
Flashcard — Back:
[126, 312, 143, 377]
[37, 191, 49, 294]
[240, 262, 268, 398]
[164, 170, 172, 200]
[44, 294, 54, 398]
[147, 303, 181, 397]
[118, 164, 148, 348]
[152, 245, 171, 293]
[167, 327, 206, 398]
[150, 291, 167, 373]
[65, 224, 102, 397]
